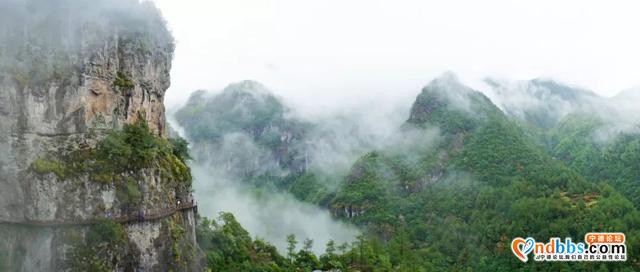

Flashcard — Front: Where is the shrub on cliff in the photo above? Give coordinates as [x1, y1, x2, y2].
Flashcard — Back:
[31, 118, 192, 189]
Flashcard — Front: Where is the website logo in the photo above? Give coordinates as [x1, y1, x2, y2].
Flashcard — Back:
[511, 233, 626, 262]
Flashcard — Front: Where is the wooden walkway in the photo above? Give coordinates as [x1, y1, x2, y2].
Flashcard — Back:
[0, 202, 197, 227]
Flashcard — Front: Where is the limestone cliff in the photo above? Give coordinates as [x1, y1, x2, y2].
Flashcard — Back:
[0, 0, 200, 271]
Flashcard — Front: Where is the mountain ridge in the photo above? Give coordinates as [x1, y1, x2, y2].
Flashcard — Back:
[180, 73, 640, 270]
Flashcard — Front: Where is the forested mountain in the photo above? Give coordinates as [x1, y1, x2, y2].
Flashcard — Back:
[327, 74, 639, 271]
[175, 80, 311, 187]
[4, 0, 635, 271]
[491, 78, 640, 210]
[550, 115, 640, 208]
[179, 74, 640, 271]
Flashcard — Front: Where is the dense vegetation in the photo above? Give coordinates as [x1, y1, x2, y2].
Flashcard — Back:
[186, 77, 640, 271]
[550, 114, 640, 208]
[31, 118, 192, 204]
[327, 81, 640, 270]
[198, 212, 411, 272]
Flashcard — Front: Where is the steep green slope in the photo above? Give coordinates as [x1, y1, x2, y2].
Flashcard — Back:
[489, 79, 640, 209]
[330, 74, 640, 271]
[550, 114, 640, 208]
[184, 75, 640, 271]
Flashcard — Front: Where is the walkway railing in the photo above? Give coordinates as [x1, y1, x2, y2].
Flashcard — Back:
[0, 201, 197, 227]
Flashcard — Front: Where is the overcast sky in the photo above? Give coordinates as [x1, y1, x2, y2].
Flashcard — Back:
[150, 0, 640, 111]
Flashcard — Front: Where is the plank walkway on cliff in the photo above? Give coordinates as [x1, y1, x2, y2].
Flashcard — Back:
[0, 201, 197, 227]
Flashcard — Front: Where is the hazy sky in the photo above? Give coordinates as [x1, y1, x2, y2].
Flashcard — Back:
[150, 0, 640, 111]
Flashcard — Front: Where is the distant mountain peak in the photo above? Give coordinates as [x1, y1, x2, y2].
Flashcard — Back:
[612, 87, 640, 101]
[484, 77, 597, 101]
[223, 80, 270, 95]
[417, 72, 477, 110]
[529, 78, 597, 99]
[176, 80, 292, 144]
[406, 74, 502, 133]
[427, 72, 471, 93]
[483, 77, 600, 129]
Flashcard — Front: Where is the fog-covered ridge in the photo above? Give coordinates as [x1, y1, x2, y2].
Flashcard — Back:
[167, 72, 640, 270]
[477, 76, 640, 139]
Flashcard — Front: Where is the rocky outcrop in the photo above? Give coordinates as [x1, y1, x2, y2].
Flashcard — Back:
[0, 0, 200, 271]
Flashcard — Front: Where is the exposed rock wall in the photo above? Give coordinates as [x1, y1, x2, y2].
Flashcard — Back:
[0, 0, 200, 271]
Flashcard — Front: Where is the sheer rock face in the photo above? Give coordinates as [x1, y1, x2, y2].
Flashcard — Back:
[0, 1, 200, 271]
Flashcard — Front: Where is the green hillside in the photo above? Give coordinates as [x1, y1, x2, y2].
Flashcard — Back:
[180, 76, 640, 271]
[329, 75, 640, 271]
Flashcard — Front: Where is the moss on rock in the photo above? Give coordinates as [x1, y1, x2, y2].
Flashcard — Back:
[31, 158, 66, 179]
